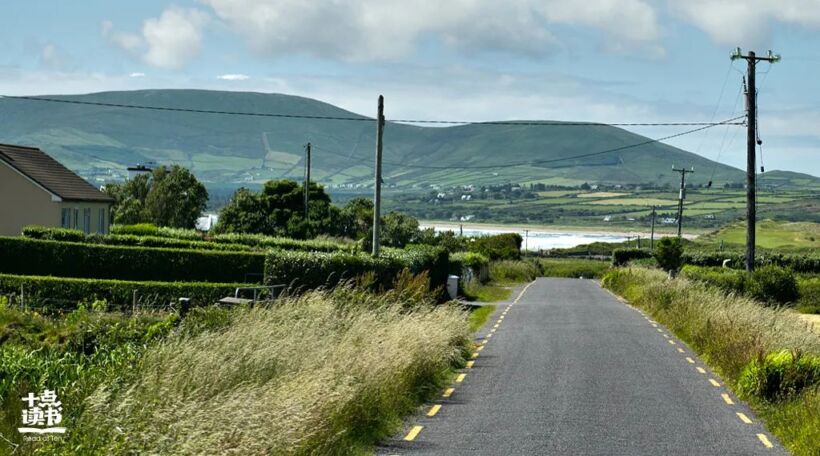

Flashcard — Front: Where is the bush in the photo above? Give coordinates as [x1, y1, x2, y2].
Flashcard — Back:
[469, 233, 522, 260]
[748, 265, 800, 305]
[489, 260, 541, 283]
[540, 258, 610, 278]
[798, 276, 820, 314]
[738, 351, 820, 401]
[683, 250, 820, 274]
[681, 265, 748, 294]
[612, 248, 651, 266]
[0, 237, 265, 283]
[0, 274, 244, 310]
[111, 223, 160, 237]
[22, 225, 87, 242]
[654, 237, 684, 273]
[450, 252, 490, 283]
[264, 246, 448, 292]
[211, 232, 355, 252]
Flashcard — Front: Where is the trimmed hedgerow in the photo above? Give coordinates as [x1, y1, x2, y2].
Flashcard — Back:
[22, 225, 87, 242]
[681, 264, 800, 306]
[449, 251, 490, 283]
[264, 246, 448, 291]
[209, 233, 356, 253]
[0, 274, 244, 310]
[612, 248, 651, 266]
[683, 251, 820, 273]
[469, 233, 522, 260]
[111, 223, 161, 237]
[0, 237, 265, 283]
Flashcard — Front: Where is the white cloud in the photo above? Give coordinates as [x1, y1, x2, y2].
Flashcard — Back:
[103, 7, 209, 69]
[40, 44, 73, 70]
[217, 73, 250, 81]
[200, 0, 660, 61]
[671, 0, 820, 46]
[129, 72, 146, 78]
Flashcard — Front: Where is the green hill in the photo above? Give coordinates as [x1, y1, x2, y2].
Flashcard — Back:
[0, 89, 810, 191]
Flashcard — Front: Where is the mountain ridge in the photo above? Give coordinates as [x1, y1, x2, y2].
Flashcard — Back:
[0, 89, 816, 191]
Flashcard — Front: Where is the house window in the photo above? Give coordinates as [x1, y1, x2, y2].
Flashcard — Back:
[83, 208, 92, 234]
[73, 208, 79, 229]
[61, 208, 71, 228]
[98, 208, 106, 234]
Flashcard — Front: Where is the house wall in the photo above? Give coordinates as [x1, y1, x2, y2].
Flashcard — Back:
[0, 161, 111, 236]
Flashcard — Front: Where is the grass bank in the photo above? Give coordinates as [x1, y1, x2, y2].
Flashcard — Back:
[602, 268, 820, 455]
[51, 280, 470, 455]
[538, 258, 610, 278]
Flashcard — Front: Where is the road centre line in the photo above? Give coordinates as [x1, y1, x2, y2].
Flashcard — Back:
[442, 388, 455, 398]
[696, 367, 706, 374]
[456, 373, 466, 383]
[709, 378, 721, 387]
[757, 434, 774, 448]
[427, 405, 441, 417]
[736, 412, 753, 424]
[404, 425, 423, 441]
[721, 393, 734, 405]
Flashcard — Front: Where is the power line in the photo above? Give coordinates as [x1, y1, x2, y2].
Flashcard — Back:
[316, 115, 745, 171]
[0, 94, 744, 128]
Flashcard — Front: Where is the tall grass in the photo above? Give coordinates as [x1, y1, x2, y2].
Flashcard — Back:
[602, 268, 820, 455]
[489, 260, 541, 284]
[59, 280, 470, 455]
[539, 258, 610, 278]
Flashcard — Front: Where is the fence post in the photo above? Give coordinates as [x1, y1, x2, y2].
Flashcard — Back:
[178, 297, 191, 318]
[132, 290, 137, 314]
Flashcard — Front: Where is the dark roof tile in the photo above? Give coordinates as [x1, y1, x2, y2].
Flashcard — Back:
[0, 143, 114, 202]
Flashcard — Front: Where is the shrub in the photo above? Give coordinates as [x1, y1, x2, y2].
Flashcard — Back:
[738, 351, 820, 401]
[450, 252, 490, 283]
[264, 246, 448, 292]
[21, 225, 87, 242]
[654, 237, 684, 273]
[0, 237, 265, 283]
[798, 276, 820, 314]
[469, 233, 522, 260]
[0, 274, 243, 310]
[489, 260, 541, 283]
[612, 248, 651, 266]
[681, 265, 748, 295]
[210, 232, 355, 253]
[111, 223, 160, 237]
[683, 250, 820, 274]
[748, 265, 800, 305]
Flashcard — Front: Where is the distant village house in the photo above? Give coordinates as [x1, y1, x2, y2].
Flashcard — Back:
[0, 144, 114, 236]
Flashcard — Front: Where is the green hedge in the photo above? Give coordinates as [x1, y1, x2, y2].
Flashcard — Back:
[449, 252, 490, 280]
[264, 246, 448, 291]
[25, 225, 250, 252]
[209, 233, 356, 253]
[469, 233, 522, 260]
[683, 251, 820, 273]
[612, 248, 651, 266]
[681, 265, 800, 306]
[0, 274, 244, 310]
[0, 237, 265, 283]
[22, 225, 86, 242]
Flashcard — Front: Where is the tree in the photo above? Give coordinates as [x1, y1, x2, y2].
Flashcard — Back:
[381, 211, 420, 247]
[145, 166, 208, 228]
[104, 166, 208, 229]
[213, 188, 267, 234]
[339, 197, 374, 239]
[653, 237, 684, 274]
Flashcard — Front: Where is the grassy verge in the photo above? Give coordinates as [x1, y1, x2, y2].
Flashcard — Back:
[468, 305, 497, 332]
[602, 268, 820, 455]
[538, 258, 610, 278]
[44, 279, 470, 455]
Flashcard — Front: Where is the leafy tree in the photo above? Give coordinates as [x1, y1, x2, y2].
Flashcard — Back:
[145, 166, 208, 228]
[381, 211, 420, 247]
[213, 188, 267, 234]
[653, 237, 684, 274]
[104, 167, 207, 228]
[339, 197, 374, 239]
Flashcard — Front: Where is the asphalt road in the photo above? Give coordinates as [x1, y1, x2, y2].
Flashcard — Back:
[379, 278, 788, 455]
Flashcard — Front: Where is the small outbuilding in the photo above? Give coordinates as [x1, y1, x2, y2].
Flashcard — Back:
[0, 143, 114, 236]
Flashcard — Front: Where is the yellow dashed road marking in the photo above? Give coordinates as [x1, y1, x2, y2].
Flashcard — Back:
[676, 347, 685, 353]
[668, 340, 676, 345]
[757, 434, 774, 448]
[708, 378, 721, 387]
[442, 388, 455, 398]
[456, 373, 466, 383]
[493, 324, 500, 329]
[471, 352, 479, 359]
[482, 339, 489, 344]
[651, 324, 658, 327]
[686, 357, 695, 364]
[404, 425, 423, 441]
[486, 333, 493, 339]
[663, 334, 670, 339]
[427, 405, 441, 417]
[696, 367, 706, 374]
[465, 360, 474, 368]
[722, 393, 734, 405]
[476, 345, 485, 352]
[737, 412, 752, 424]
[657, 328, 663, 333]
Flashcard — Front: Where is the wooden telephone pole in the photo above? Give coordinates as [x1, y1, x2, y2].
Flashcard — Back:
[731, 48, 780, 272]
[649, 205, 656, 250]
[372, 95, 385, 256]
[672, 166, 694, 238]
[303, 142, 311, 220]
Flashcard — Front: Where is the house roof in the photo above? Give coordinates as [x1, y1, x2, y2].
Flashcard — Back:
[0, 143, 114, 202]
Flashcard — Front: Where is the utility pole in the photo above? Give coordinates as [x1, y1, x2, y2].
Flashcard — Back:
[524, 229, 529, 252]
[650, 205, 656, 250]
[372, 95, 385, 256]
[303, 142, 311, 220]
[672, 166, 694, 238]
[731, 48, 781, 272]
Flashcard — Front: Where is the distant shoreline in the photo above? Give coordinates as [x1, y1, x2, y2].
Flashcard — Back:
[420, 220, 701, 240]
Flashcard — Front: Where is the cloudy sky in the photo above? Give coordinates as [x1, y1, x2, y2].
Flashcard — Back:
[2, 0, 819, 175]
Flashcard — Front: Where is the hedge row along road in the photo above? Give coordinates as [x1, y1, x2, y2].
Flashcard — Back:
[379, 278, 786, 455]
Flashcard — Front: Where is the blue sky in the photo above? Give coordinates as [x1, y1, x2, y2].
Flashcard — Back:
[1, 0, 819, 176]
